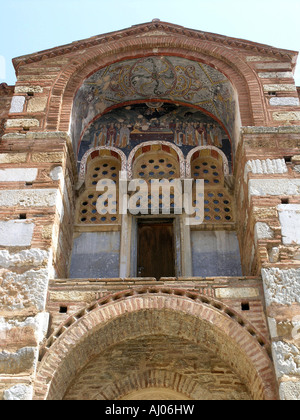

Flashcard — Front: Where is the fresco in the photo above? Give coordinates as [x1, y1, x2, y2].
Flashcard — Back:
[72, 56, 236, 156]
[77, 103, 233, 171]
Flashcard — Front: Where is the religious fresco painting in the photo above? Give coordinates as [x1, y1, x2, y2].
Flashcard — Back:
[72, 56, 236, 172]
[77, 103, 233, 172]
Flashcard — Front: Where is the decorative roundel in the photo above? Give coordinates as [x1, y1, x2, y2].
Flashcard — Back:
[129, 57, 177, 97]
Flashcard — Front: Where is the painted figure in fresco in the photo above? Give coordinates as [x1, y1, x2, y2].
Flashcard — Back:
[185, 122, 196, 146]
[174, 122, 185, 146]
[195, 123, 207, 146]
[107, 123, 117, 146]
[211, 124, 223, 148]
[119, 123, 131, 148]
[206, 124, 215, 146]
[96, 125, 107, 146]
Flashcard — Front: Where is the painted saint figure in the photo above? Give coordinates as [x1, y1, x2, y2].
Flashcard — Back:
[107, 123, 117, 146]
[119, 123, 131, 148]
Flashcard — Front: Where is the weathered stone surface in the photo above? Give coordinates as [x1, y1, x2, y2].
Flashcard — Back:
[255, 222, 274, 241]
[31, 152, 64, 163]
[0, 249, 51, 268]
[0, 188, 60, 208]
[278, 204, 300, 245]
[280, 381, 300, 400]
[27, 97, 47, 113]
[246, 56, 278, 62]
[255, 62, 292, 70]
[15, 86, 43, 94]
[191, 231, 242, 277]
[3, 384, 33, 401]
[0, 347, 37, 375]
[70, 232, 121, 279]
[270, 97, 300, 106]
[273, 341, 300, 377]
[215, 287, 259, 299]
[245, 159, 287, 177]
[9, 96, 25, 113]
[273, 112, 300, 121]
[0, 221, 34, 247]
[5, 118, 40, 128]
[0, 153, 27, 164]
[259, 72, 293, 78]
[50, 166, 63, 181]
[262, 268, 300, 306]
[0, 268, 50, 313]
[263, 84, 296, 92]
[0, 168, 38, 182]
[249, 179, 300, 197]
[0, 313, 49, 348]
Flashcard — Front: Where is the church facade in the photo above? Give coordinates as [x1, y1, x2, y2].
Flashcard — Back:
[0, 20, 300, 400]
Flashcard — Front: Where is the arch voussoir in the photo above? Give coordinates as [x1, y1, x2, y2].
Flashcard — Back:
[35, 288, 276, 400]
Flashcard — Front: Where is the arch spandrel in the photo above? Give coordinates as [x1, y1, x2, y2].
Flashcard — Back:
[35, 289, 277, 401]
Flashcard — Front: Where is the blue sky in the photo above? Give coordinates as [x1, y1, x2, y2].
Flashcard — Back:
[1, 0, 300, 85]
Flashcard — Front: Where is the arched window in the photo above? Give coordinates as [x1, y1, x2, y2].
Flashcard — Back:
[191, 149, 234, 224]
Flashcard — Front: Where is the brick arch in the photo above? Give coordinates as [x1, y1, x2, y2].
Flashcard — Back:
[93, 370, 202, 400]
[78, 146, 127, 188]
[47, 35, 262, 134]
[128, 141, 185, 179]
[186, 146, 230, 177]
[34, 288, 277, 400]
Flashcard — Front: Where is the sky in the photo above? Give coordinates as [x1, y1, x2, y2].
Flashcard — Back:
[0, 0, 300, 85]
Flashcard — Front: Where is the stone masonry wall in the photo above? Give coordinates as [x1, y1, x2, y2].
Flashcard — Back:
[0, 131, 76, 400]
[236, 127, 300, 400]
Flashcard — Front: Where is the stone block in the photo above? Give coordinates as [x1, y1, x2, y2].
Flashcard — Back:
[50, 166, 63, 181]
[0, 153, 27, 164]
[0, 188, 60, 208]
[246, 56, 278, 62]
[69, 232, 121, 279]
[31, 152, 64, 163]
[3, 384, 33, 401]
[263, 84, 296, 92]
[0, 249, 51, 268]
[255, 62, 292, 70]
[0, 313, 49, 348]
[0, 268, 50, 313]
[215, 287, 259, 299]
[249, 179, 300, 198]
[191, 231, 242, 277]
[245, 159, 287, 179]
[280, 381, 300, 401]
[262, 268, 300, 306]
[278, 204, 300, 245]
[5, 119, 40, 128]
[0, 220, 34, 247]
[0, 168, 38, 182]
[15, 86, 43, 94]
[0, 347, 37, 375]
[270, 97, 300, 106]
[254, 222, 274, 241]
[259, 72, 293, 79]
[272, 341, 300, 378]
[9, 96, 25, 113]
[27, 97, 47, 113]
[273, 112, 300, 121]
